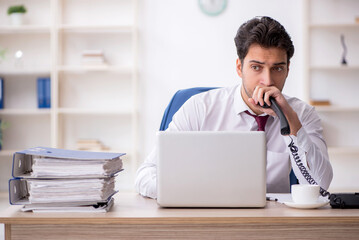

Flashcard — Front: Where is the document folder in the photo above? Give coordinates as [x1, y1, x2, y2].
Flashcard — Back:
[9, 178, 117, 205]
[12, 147, 125, 178]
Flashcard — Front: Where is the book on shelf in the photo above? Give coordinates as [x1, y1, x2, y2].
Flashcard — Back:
[82, 50, 104, 56]
[37, 77, 51, 108]
[44, 77, 51, 108]
[81, 49, 107, 66]
[76, 139, 110, 151]
[9, 147, 125, 212]
[0, 77, 3, 109]
[309, 100, 331, 106]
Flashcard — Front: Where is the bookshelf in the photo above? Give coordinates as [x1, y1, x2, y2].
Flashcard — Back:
[304, 0, 359, 191]
[314, 106, 359, 112]
[328, 146, 359, 155]
[0, 0, 138, 192]
[0, 25, 50, 33]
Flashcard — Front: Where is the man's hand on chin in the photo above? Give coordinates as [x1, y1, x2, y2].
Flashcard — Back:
[248, 85, 302, 136]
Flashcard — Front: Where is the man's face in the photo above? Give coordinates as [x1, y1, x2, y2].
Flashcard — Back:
[236, 44, 289, 98]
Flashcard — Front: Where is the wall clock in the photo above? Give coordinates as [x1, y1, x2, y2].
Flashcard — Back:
[198, 0, 228, 16]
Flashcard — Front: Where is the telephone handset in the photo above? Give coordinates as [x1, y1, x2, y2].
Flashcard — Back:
[260, 96, 290, 135]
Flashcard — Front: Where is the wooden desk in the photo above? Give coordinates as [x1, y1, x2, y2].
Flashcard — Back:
[1, 193, 359, 240]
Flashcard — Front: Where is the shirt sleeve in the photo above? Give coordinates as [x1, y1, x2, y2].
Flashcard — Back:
[135, 96, 205, 199]
[134, 146, 158, 199]
[283, 107, 333, 190]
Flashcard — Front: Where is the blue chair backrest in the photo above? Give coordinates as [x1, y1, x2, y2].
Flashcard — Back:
[159, 87, 218, 131]
[159, 87, 298, 188]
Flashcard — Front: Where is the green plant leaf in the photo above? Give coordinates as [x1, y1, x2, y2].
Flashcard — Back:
[7, 5, 27, 15]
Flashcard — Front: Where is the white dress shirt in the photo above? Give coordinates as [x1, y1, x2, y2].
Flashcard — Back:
[135, 85, 333, 199]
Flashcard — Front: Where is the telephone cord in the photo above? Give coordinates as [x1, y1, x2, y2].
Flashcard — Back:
[288, 136, 331, 198]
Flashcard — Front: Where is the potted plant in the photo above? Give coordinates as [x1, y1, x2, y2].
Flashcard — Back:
[7, 5, 27, 26]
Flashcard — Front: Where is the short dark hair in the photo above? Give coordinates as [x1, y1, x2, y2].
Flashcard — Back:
[234, 16, 294, 63]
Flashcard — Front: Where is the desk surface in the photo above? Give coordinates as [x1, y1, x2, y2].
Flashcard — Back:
[1, 192, 359, 225]
[2, 193, 359, 240]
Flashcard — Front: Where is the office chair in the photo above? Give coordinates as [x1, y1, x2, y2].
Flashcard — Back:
[159, 87, 299, 188]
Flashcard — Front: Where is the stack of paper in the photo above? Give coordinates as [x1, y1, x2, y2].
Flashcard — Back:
[22, 198, 114, 213]
[9, 147, 125, 212]
[31, 157, 122, 178]
[27, 178, 115, 203]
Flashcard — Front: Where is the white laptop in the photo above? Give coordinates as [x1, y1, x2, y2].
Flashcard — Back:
[157, 131, 267, 208]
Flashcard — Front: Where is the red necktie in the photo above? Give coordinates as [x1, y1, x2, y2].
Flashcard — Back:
[245, 110, 269, 131]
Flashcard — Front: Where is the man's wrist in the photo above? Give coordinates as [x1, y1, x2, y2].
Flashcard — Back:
[287, 109, 302, 136]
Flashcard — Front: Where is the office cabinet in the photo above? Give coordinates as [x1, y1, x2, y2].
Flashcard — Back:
[305, 0, 359, 192]
[0, 0, 138, 192]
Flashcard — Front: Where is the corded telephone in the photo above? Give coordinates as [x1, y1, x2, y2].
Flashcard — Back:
[260, 96, 359, 208]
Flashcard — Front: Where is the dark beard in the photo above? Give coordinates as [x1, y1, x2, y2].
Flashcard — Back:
[242, 82, 252, 99]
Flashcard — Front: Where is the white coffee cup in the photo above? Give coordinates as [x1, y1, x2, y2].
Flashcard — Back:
[291, 184, 320, 204]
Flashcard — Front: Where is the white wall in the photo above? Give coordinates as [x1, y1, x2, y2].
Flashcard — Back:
[138, 0, 306, 161]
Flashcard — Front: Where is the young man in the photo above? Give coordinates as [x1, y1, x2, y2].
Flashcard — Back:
[135, 16, 333, 199]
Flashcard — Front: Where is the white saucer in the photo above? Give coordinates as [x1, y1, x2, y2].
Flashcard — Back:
[283, 199, 330, 209]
